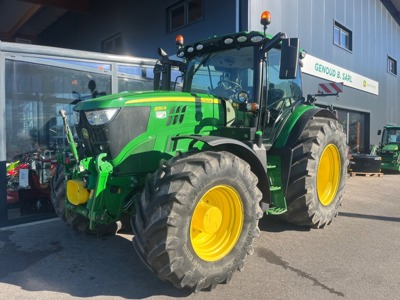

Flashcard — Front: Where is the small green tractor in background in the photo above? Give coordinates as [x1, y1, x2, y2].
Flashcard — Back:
[51, 11, 348, 292]
[372, 125, 400, 172]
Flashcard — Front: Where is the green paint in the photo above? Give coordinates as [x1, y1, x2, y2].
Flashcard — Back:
[266, 155, 287, 215]
[273, 105, 315, 148]
[377, 125, 400, 173]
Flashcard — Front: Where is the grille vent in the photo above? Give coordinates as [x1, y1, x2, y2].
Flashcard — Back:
[166, 105, 188, 126]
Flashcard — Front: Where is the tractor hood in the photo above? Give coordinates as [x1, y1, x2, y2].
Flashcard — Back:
[73, 90, 218, 111]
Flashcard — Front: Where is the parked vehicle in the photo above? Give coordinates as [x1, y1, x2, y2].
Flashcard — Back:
[51, 11, 348, 292]
[372, 125, 400, 172]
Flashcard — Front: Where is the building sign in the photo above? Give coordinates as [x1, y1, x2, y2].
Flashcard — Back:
[301, 54, 379, 95]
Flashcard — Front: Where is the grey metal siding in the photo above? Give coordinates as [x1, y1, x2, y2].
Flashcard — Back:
[249, 0, 399, 145]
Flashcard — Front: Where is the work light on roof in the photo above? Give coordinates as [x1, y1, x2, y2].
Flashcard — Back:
[250, 35, 263, 43]
[260, 11, 271, 26]
[224, 38, 234, 45]
[176, 35, 184, 48]
[260, 11, 271, 35]
[237, 35, 247, 42]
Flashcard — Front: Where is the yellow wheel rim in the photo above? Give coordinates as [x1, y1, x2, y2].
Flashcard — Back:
[317, 144, 341, 206]
[190, 185, 244, 262]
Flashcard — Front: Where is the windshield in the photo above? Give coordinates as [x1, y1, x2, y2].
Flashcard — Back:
[183, 46, 255, 102]
[382, 128, 400, 145]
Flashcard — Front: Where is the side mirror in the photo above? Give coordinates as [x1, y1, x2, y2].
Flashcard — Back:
[279, 38, 299, 79]
[158, 48, 168, 57]
[377, 130, 382, 135]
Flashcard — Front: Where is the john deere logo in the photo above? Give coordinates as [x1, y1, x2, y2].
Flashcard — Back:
[82, 128, 89, 139]
[363, 80, 367, 87]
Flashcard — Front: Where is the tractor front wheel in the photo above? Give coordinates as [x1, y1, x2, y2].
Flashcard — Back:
[50, 163, 117, 235]
[132, 151, 263, 291]
[281, 117, 348, 228]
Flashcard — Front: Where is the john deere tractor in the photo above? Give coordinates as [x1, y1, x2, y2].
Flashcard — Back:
[373, 125, 400, 172]
[51, 12, 348, 292]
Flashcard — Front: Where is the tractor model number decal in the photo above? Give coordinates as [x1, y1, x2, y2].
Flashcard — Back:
[156, 111, 167, 119]
[155, 106, 167, 119]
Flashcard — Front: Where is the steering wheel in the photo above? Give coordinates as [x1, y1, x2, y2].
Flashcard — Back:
[219, 79, 241, 93]
[214, 79, 242, 101]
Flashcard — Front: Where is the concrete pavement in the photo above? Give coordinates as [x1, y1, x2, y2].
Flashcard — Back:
[1, 173, 400, 299]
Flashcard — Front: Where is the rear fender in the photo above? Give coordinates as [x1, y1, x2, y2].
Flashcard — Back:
[270, 108, 337, 195]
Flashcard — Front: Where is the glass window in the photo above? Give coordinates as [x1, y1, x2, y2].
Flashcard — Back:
[388, 56, 397, 75]
[334, 21, 352, 51]
[170, 4, 185, 30]
[262, 48, 302, 141]
[5, 59, 111, 221]
[188, 0, 203, 23]
[167, 0, 203, 32]
[335, 108, 369, 154]
[382, 128, 400, 145]
[185, 47, 255, 100]
[267, 48, 302, 107]
[102, 33, 124, 55]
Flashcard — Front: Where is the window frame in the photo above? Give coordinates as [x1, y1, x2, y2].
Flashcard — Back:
[101, 33, 123, 55]
[333, 20, 353, 52]
[167, 0, 203, 32]
[387, 55, 397, 76]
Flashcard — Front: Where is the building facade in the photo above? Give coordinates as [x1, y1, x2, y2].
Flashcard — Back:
[37, 0, 400, 149]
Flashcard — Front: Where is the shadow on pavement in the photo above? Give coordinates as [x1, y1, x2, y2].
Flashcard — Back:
[339, 211, 400, 222]
[258, 214, 311, 233]
[0, 219, 191, 298]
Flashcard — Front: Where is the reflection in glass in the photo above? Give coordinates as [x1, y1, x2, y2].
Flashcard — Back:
[5, 60, 111, 220]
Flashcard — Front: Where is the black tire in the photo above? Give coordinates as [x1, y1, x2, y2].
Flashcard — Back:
[132, 151, 263, 292]
[50, 163, 118, 235]
[281, 117, 348, 228]
[50, 164, 67, 221]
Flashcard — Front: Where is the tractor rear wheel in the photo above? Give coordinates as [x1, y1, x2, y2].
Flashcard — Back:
[132, 151, 263, 291]
[50, 164, 117, 235]
[281, 117, 348, 228]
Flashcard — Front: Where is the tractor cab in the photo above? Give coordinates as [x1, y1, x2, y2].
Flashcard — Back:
[379, 126, 400, 154]
[155, 12, 302, 146]
[380, 127, 400, 146]
[377, 125, 400, 172]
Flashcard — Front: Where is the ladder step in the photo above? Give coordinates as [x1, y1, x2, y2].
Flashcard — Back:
[270, 186, 281, 191]
[267, 207, 287, 215]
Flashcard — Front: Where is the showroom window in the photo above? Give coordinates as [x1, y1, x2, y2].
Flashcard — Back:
[0, 44, 156, 227]
[388, 56, 397, 75]
[335, 108, 369, 153]
[333, 21, 352, 51]
[167, 0, 203, 32]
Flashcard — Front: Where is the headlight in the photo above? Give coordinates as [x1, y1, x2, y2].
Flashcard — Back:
[85, 108, 119, 126]
[73, 111, 80, 125]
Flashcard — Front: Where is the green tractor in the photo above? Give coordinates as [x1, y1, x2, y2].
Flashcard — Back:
[51, 12, 348, 292]
[373, 125, 400, 172]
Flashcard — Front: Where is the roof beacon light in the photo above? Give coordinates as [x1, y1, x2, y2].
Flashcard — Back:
[176, 35, 184, 49]
[260, 11, 271, 35]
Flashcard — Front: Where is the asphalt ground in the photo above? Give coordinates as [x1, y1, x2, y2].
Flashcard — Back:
[1, 173, 399, 300]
